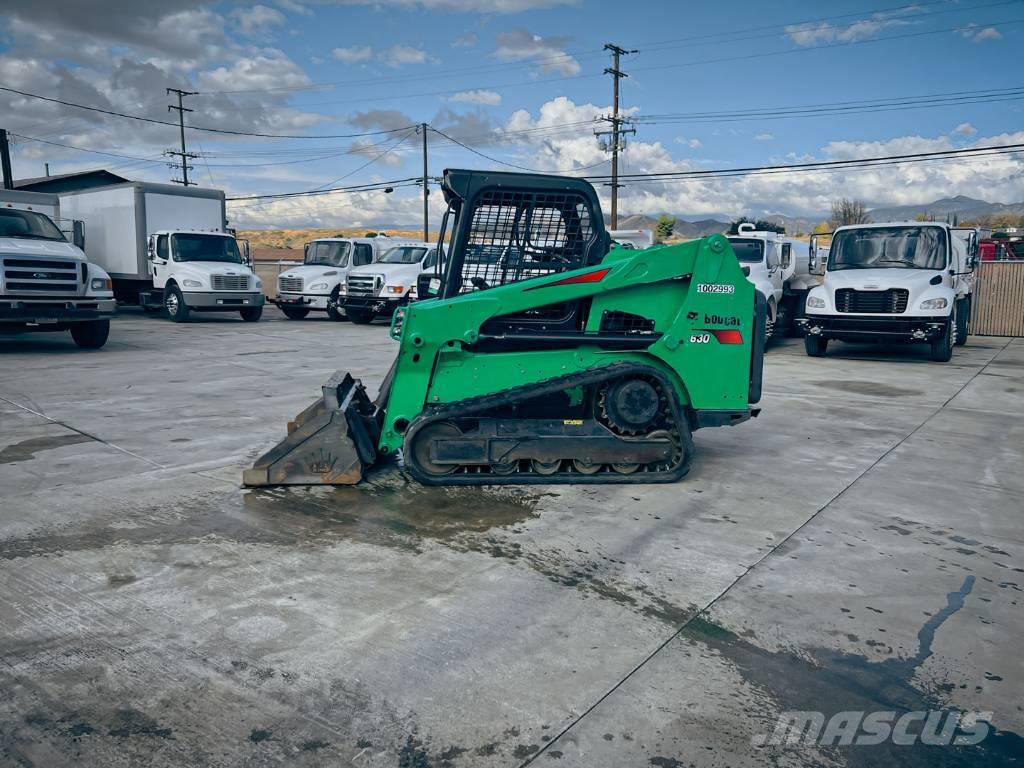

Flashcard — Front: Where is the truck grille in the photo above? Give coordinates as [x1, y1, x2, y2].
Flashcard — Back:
[1, 257, 81, 293]
[211, 274, 250, 291]
[278, 276, 303, 293]
[835, 288, 909, 314]
[347, 274, 380, 297]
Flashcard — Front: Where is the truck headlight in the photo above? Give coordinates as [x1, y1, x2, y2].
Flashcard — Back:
[90, 277, 112, 290]
[339, 284, 347, 295]
[919, 297, 948, 310]
[308, 282, 329, 291]
[386, 285, 405, 295]
[806, 295, 826, 309]
[182, 279, 202, 288]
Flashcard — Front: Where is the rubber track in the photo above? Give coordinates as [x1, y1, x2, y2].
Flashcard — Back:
[401, 362, 693, 485]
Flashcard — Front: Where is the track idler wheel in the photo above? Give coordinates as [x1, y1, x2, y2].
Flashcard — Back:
[409, 422, 462, 476]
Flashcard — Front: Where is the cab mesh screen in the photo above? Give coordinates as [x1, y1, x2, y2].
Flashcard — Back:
[458, 189, 596, 294]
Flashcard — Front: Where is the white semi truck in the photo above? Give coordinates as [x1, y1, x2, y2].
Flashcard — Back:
[726, 224, 816, 343]
[274, 236, 393, 320]
[58, 182, 264, 322]
[0, 190, 116, 348]
[797, 222, 974, 362]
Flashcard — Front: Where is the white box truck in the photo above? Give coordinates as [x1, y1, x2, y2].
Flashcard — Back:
[1, 190, 116, 348]
[58, 183, 264, 322]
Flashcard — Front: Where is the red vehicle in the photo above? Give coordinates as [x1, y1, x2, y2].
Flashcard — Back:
[979, 236, 1024, 261]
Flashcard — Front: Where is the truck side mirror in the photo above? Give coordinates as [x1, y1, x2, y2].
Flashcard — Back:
[72, 220, 86, 251]
[147, 237, 156, 260]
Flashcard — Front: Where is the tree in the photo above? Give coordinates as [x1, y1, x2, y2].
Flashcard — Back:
[812, 221, 831, 234]
[654, 215, 676, 243]
[728, 216, 785, 234]
[830, 198, 870, 228]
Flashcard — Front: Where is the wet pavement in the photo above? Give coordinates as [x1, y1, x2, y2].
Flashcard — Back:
[0, 308, 1021, 767]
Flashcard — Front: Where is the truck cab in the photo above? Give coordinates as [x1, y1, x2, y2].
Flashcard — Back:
[797, 222, 973, 362]
[341, 241, 441, 323]
[0, 193, 116, 348]
[145, 230, 264, 322]
[726, 224, 813, 343]
[274, 237, 385, 320]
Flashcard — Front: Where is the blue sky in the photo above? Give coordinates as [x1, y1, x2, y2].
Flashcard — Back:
[1, 0, 1020, 228]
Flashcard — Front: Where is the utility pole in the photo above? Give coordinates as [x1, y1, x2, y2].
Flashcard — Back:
[166, 88, 199, 186]
[421, 123, 429, 242]
[0, 129, 13, 190]
[594, 43, 637, 229]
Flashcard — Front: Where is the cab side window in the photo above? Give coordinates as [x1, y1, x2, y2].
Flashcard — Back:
[781, 243, 792, 269]
[423, 249, 437, 270]
[156, 235, 169, 260]
[354, 243, 372, 266]
[765, 242, 780, 269]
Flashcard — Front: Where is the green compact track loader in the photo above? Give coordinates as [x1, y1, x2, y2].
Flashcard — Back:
[244, 168, 765, 486]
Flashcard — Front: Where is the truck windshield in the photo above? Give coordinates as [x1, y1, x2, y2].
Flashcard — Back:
[726, 238, 765, 263]
[172, 234, 242, 263]
[306, 241, 351, 267]
[829, 227, 946, 271]
[0, 209, 66, 241]
[381, 246, 428, 264]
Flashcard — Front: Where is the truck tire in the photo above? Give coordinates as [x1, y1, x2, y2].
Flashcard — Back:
[930, 319, 954, 362]
[804, 335, 828, 357]
[164, 285, 190, 322]
[281, 306, 310, 320]
[327, 287, 346, 321]
[954, 298, 969, 347]
[240, 307, 263, 322]
[347, 309, 374, 324]
[70, 319, 110, 349]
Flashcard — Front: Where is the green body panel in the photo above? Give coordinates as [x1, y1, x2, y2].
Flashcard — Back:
[380, 234, 755, 454]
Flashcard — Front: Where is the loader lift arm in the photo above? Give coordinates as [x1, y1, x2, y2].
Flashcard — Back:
[245, 168, 763, 486]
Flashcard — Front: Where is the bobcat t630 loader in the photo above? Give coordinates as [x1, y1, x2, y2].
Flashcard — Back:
[244, 169, 765, 486]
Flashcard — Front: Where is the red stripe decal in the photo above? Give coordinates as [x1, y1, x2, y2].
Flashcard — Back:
[530, 267, 611, 289]
[709, 329, 743, 344]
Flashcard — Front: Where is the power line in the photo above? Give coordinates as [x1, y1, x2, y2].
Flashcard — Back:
[166, 87, 198, 186]
[595, 43, 637, 229]
[0, 86, 417, 139]
[225, 178, 419, 205]
[427, 127, 610, 174]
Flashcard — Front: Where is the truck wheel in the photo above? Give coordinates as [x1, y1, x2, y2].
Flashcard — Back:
[930, 319, 954, 362]
[762, 307, 774, 350]
[70, 319, 110, 349]
[164, 285, 190, 322]
[348, 309, 374, 324]
[804, 335, 828, 357]
[327, 287, 346, 321]
[240, 307, 263, 322]
[281, 306, 310, 320]
[954, 298, 969, 347]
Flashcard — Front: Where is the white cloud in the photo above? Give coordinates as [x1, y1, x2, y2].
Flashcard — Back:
[333, 45, 372, 63]
[954, 122, 978, 137]
[378, 44, 430, 67]
[197, 49, 312, 92]
[274, 0, 312, 14]
[322, 0, 576, 12]
[451, 33, 478, 48]
[754, 133, 774, 142]
[449, 89, 502, 106]
[675, 136, 702, 149]
[494, 29, 580, 76]
[232, 5, 286, 35]
[960, 23, 1002, 42]
[785, 13, 911, 46]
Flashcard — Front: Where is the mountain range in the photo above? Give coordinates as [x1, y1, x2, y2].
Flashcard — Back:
[618, 195, 1024, 238]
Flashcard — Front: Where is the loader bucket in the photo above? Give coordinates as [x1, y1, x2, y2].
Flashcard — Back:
[243, 371, 381, 486]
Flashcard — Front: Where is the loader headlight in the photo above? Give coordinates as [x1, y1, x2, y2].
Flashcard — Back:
[919, 297, 948, 310]
[806, 295, 826, 309]
[182, 279, 203, 288]
[308, 282, 329, 292]
[90, 277, 112, 290]
[386, 285, 405, 295]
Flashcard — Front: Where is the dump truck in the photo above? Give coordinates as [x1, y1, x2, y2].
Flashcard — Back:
[58, 182, 264, 321]
[1, 189, 116, 348]
[245, 169, 765, 487]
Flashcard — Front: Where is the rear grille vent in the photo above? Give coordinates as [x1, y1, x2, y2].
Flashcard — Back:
[835, 288, 909, 314]
[600, 310, 656, 334]
[211, 274, 250, 291]
[278, 276, 303, 292]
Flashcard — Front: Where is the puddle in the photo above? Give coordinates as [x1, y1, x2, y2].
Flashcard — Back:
[682, 577, 1023, 765]
[0, 433, 92, 464]
[811, 380, 924, 398]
